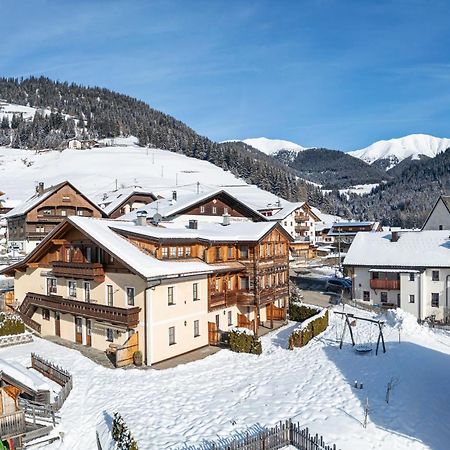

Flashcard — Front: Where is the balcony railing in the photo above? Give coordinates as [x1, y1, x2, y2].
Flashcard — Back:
[295, 214, 308, 222]
[295, 225, 309, 233]
[370, 279, 400, 290]
[0, 411, 26, 439]
[24, 292, 141, 328]
[51, 261, 105, 282]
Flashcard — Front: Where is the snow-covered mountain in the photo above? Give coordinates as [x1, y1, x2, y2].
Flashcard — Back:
[240, 137, 307, 155]
[348, 134, 450, 169]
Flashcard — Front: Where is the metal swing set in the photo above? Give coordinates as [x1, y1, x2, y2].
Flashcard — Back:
[335, 311, 386, 355]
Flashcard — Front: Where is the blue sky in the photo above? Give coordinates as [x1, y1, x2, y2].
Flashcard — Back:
[1, 0, 450, 150]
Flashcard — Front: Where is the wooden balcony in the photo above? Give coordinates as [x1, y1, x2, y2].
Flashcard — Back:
[295, 214, 307, 222]
[51, 261, 105, 282]
[295, 225, 309, 233]
[259, 286, 289, 305]
[370, 279, 400, 290]
[0, 411, 26, 439]
[24, 292, 141, 328]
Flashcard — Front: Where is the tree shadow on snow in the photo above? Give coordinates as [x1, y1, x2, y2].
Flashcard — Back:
[323, 341, 450, 450]
[269, 321, 303, 349]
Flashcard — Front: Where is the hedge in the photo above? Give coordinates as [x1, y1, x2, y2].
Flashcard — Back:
[288, 310, 329, 350]
[289, 303, 320, 322]
[229, 330, 262, 355]
[0, 314, 25, 336]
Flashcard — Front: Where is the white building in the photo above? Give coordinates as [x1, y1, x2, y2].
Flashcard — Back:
[422, 195, 450, 230]
[344, 230, 450, 322]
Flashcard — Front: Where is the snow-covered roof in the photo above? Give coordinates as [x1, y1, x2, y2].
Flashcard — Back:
[119, 188, 265, 221]
[69, 217, 214, 280]
[97, 187, 156, 215]
[343, 230, 450, 268]
[5, 181, 103, 219]
[264, 202, 305, 220]
[111, 220, 281, 243]
[328, 221, 380, 236]
[0, 358, 50, 392]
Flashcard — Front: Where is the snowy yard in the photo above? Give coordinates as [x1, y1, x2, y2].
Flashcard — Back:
[2, 307, 450, 449]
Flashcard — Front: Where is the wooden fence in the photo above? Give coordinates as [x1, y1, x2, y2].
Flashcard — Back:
[114, 332, 139, 368]
[31, 353, 73, 411]
[206, 420, 338, 450]
[0, 410, 26, 439]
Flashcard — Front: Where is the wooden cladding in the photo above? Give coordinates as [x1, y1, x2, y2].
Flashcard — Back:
[370, 279, 400, 290]
[51, 261, 105, 282]
[23, 292, 140, 328]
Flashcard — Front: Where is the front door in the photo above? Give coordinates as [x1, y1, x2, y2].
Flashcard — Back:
[86, 319, 92, 346]
[55, 312, 61, 337]
[75, 317, 83, 344]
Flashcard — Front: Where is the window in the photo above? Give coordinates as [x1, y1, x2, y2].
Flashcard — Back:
[215, 279, 220, 291]
[43, 209, 52, 215]
[239, 245, 249, 259]
[224, 207, 229, 214]
[363, 291, 370, 302]
[215, 247, 222, 261]
[68, 280, 77, 298]
[397, 293, 401, 307]
[200, 205, 205, 213]
[77, 209, 83, 216]
[194, 320, 200, 337]
[62, 196, 70, 202]
[168, 287, 174, 305]
[107, 285, 114, 306]
[228, 310, 233, 326]
[228, 246, 234, 259]
[193, 283, 199, 301]
[212, 206, 217, 214]
[409, 294, 415, 303]
[439, 225, 443, 230]
[126, 287, 135, 306]
[65, 247, 72, 262]
[409, 273, 415, 282]
[380, 292, 388, 303]
[177, 247, 184, 257]
[86, 247, 92, 263]
[47, 278, 57, 295]
[227, 277, 232, 290]
[185, 246, 191, 257]
[162, 247, 168, 258]
[106, 328, 114, 342]
[432, 293, 439, 308]
[372, 272, 379, 280]
[169, 326, 176, 345]
[432, 270, 439, 281]
[84, 282, 91, 302]
[240, 277, 249, 290]
[169, 247, 176, 258]
[61, 210, 67, 216]
[42, 308, 50, 321]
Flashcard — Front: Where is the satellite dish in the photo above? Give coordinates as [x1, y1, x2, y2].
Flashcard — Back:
[152, 213, 162, 225]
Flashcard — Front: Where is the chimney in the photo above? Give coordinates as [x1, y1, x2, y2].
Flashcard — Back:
[136, 210, 147, 227]
[391, 231, 399, 242]
[172, 190, 177, 202]
[36, 182, 44, 195]
[222, 213, 230, 226]
[188, 219, 198, 230]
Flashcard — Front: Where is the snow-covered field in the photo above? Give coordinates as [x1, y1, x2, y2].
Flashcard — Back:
[3, 307, 450, 449]
[0, 145, 281, 209]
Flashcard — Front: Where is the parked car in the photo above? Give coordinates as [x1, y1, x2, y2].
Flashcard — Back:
[326, 277, 352, 290]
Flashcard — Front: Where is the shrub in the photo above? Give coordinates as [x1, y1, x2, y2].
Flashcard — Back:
[289, 303, 319, 322]
[0, 314, 25, 336]
[112, 412, 139, 450]
[229, 330, 262, 355]
[288, 310, 329, 350]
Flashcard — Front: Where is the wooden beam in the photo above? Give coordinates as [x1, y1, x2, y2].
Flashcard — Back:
[26, 263, 39, 268]
[51, 239, 67, 245]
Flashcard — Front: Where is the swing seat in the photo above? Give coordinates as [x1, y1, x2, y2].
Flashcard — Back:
[355, 344, 372, 353]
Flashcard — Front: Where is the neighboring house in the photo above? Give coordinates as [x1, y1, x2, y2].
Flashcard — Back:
[422, 195, 450, 230]
[120, 189, 267, 225]
[68, 139, 82, 150]
[5, 181, 106, 253]
[344, 230, 450, 321]
[67, 138, 99, 150]
[1, 216, 291, 366]
[259, 202, 320, 245]
[328, 221, 382, 251]
[0, 191, 13, 216]
[97, 187, 158, 219]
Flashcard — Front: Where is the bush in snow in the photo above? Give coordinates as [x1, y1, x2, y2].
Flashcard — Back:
[0, 313, 25, 336]
[112, 412, 138, 450]
[288, 309, 329, 350]
[289, 303, 320, 323]
[229, 330, 262, 355]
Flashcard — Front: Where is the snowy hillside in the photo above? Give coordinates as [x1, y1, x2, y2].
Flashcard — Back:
[0, 145, 284, 209]
[0, 100, 72, 122]
[239, 137, 307, 155]
[348, 134, 450, 169]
